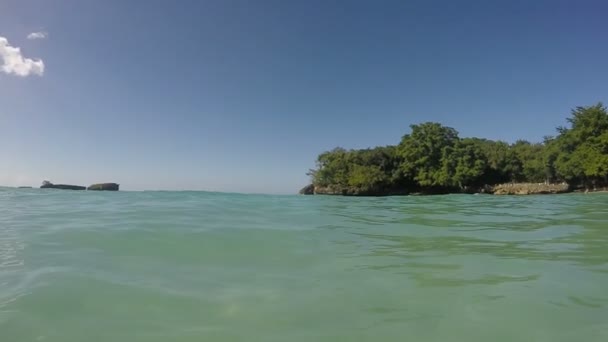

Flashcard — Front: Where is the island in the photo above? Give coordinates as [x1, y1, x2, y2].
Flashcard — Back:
[40, 181, 120, 191]
[87, 183, 119, 191]
[41, 181, 86, 190]
[301, 103, 608, 196]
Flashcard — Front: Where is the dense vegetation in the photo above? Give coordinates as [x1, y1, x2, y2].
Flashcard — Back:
[307, 103, 608, 195]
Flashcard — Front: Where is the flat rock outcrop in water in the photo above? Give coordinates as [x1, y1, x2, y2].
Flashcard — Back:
[492, 183, 570, 195]
[40, 181, 86, 191]
[87, 183, 119, 191]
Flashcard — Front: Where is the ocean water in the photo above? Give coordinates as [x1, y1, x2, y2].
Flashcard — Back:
[1, 188, 607, 342]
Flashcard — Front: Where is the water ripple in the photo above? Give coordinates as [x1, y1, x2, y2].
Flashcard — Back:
[1, 188, 608, 341]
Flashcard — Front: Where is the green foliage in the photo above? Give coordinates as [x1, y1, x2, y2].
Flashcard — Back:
[550, 103, 608, 187]
[476, 140, 520, 184]
[398, 122, 459, 187]
[441, 138, 487, 188]
[311, 146, 400, 192]
[308, 103, 608, 193]
[348, 165, 385, 189]
[313, 147, 350, 186]
[511, 140, 546, 183]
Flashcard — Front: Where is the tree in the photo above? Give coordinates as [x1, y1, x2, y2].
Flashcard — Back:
[307, 102, 608, 194]
[511, 140, 546, 183]
[312, 147, 349, 186]
[477, 140, 520, 184]
[441, 138, 487, 188]
[551, 103, 608, 187]
[398, 122, 459, 187]
[310, 146, 400, 192]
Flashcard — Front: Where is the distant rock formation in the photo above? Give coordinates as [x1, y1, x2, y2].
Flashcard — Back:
[87, 183, 119, 191]
[17, 186, 32, 189]
[40, 180, 86, 190]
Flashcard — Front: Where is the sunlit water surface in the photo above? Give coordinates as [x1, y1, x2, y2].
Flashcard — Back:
[1, 188, 607, 341]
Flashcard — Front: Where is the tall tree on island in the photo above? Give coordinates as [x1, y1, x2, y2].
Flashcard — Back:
[397, 122, 459, 189]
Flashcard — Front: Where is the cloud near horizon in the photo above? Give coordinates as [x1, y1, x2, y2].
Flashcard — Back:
[0, 36, 45, 76]
[27, 31, 48, 40]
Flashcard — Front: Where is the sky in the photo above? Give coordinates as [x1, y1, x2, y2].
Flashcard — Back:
[1, 0, 607, 193]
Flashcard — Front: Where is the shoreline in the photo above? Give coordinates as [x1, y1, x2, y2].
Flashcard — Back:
[299, 183, 608, 196]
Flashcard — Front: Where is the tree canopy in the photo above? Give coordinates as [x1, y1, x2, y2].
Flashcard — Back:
[308, 103, 608, 194]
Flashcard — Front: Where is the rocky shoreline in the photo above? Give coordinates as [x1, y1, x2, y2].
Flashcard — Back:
[300, 183, 575, 196]
[491, 183, 569, 195]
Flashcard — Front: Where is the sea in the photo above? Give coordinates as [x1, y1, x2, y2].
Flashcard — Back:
[1, 188, 607, 341]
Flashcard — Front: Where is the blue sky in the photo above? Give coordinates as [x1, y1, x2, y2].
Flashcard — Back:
[1, 0, 607, 193]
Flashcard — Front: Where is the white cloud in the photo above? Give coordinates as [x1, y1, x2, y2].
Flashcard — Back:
[0, 36, 44, 77]
[27, 31, 48, 40]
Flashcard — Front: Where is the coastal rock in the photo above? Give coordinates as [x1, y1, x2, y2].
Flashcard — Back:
[492, 183, 570, 195]
[312, 185, 410, 196]
[40, 181, 86, 191]
[313, 185, 358, 195]
[299, 184, 315, 195]
[87, 183, 120, 191]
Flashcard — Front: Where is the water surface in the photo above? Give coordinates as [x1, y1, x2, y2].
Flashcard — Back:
[1, 188, 607, 341]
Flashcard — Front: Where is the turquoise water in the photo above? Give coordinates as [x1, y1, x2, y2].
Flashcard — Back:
[1, 188, 607, 341]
